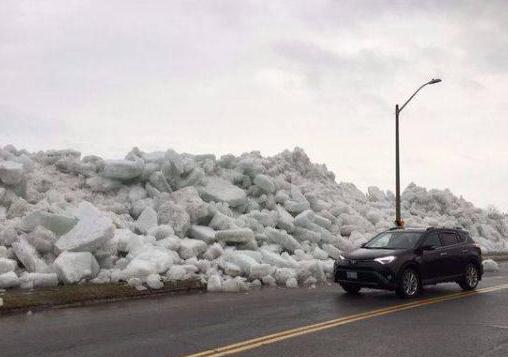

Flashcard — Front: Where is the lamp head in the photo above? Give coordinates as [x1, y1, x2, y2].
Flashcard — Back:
[428, 78, 442, 85]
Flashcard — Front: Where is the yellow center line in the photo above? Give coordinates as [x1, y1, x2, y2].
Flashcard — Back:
[184, 283, 508, 357]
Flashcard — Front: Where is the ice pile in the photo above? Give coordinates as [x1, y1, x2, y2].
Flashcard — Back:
[482, 259, 499, 272]
[0, 144, 507, 292]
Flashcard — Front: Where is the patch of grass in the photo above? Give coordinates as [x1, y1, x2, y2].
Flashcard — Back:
[0, 278, 205, 314]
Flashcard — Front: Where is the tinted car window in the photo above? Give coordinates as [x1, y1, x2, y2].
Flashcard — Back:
[365, 232, 422, 249]
[440, 232, 458, 246]
[423, 233, 441, 248]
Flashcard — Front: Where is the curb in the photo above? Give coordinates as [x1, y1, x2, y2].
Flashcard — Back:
[484, 252, 508, 262]
[0, 278, 206, 315]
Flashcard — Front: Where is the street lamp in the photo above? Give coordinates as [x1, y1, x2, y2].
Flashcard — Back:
[394, 78, 442, 227]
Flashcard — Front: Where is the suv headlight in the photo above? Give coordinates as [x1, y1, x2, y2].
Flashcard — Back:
[336, 254, 346, 266]
[374, 255, 396, 264]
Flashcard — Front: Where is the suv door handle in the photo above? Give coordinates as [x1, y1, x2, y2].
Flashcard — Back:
[440, 252, 448, 256]
[462, 249, 468, 253]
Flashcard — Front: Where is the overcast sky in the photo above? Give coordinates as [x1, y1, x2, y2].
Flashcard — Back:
[1, 1, 507, 211]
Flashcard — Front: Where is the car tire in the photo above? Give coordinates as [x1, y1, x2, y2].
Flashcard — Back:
[340, 283, 361, 294]
[396, 268, 420, 299]
[458, 263, 479, 291]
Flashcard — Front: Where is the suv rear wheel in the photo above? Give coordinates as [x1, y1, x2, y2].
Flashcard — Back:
[458, 263, 479, 291]
[396, 268, 420, 298]
[340, 283, 361, 294]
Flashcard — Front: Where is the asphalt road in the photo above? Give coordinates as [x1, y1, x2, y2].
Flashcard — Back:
[1, 266, 508, 357]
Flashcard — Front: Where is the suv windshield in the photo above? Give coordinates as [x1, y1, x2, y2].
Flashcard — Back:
[364, 231, 422, 249]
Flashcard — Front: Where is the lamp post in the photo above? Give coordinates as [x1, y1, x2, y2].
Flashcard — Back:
[395, 78, 442, 227]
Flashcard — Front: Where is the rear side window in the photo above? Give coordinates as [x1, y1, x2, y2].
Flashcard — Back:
[440, 232, 458, 246]
[423, 233, 441, 248]
[455, 232, 466, 243]
[459, 231, 474, 243]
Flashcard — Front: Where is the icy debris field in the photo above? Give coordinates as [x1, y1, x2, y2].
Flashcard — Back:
[0, 145, 507, 292]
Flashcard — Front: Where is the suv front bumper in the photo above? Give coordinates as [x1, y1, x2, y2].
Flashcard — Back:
[334, 261, 398, 290]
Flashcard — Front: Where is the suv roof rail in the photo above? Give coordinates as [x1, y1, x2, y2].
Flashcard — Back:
[425, 226, 467, 232]
[388, 226, 403, 231]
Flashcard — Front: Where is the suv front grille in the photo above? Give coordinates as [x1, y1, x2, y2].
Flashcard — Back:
[335, 269, 380, 284]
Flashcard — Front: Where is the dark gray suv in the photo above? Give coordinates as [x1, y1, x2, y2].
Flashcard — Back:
[334, 227, 483, 298]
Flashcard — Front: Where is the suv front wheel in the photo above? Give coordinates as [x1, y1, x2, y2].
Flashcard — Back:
[396, 268, 420, 298]
[458, 263, 479, 291]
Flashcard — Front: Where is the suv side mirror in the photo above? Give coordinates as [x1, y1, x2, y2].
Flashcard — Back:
[419, 244, 435, 252]
[360, 243, 366, 248]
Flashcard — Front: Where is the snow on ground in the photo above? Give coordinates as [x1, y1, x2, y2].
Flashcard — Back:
[482, 259, 499, 272]
[0, 145, 507, 292]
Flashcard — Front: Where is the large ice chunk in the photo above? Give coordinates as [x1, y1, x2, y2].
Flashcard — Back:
[216, 228, 255, 245]
[249, 263, 275, 280]
[146, 274, 163, 289]
[189, 225, 216, 243]
[169, 187, 209, 222]
[298, 260, 326, 283]
[0, 224, 18, 246]
[222, 277, 249, 292]
[0, 246, 9, 258]
[247, 210, 277, 228]
[157, 201, 190, 237]
[293, 226, 321, 243]
[86, 176, 123, 192]
[368, 186, 386, 202]
[312, 246, 329, 260]
[482, 259, 499, 272]
[122, 259, 157, 280]
[198, 177, 247, 207]
[25, 226, 57, 254]
[207, 274, 222, 292]
[179, 238, 208, 259]
[12, 238, 51, 273]
[135, 207, 158, 234]
[274, 268, 297, 285]
[322, 244, 342, 259]
[176, 167, 205, 189]
[122, 246, 174, 279]
[284, 186, 310, 214]
[102, 159, 144, 181]
[166, 265, 188, 281]
[223, 250, 258, 275]
[56, 202, 114, 252]
[116, 229, 144, 253]
[0, 271, 19, 288]
[276, 205, 295, 232]
[294, 210, 320, 231]
[0, 258, 17, 274]
[20, 210, 78, 236]
[265, 227, 300, 252]
[0, 160, 24, 185]
[260, 248, 298, 268]
[54, 251, 100, 284]
[148, 225, 175, 240]
[154, 236, 181, 251]
[208, 211, 237, 230]
[204, 242, 224, 260]
[149, 171, 172, 192]
[19, 272, 59, 289]
[286, 277, 298, 288]
[253, 174, 275, 193]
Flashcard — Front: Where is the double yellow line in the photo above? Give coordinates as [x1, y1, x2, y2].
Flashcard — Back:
[185, 283, 508, 357]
